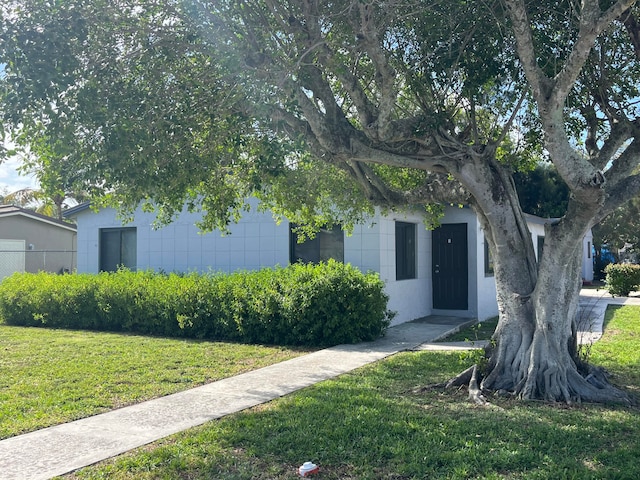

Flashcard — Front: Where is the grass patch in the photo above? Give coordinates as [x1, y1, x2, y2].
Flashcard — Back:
[438, 317, 498, 342]
[0, 325, 306, 439]
[589, 305, 640, 395]
[59, 306, 640, 479]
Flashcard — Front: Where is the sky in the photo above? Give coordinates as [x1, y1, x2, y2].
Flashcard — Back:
[0, 152, 39, 194]
[0, 65, 38, 194]
[0, 66, 38, 193]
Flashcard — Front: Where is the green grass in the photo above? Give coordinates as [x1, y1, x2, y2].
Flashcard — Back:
[0, 325, 306, 439]
[438, 316, 498, 342]
[57, 306, 640, 480]
[589, 305, 640, 395]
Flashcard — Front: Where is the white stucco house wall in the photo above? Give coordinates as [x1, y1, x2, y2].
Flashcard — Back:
[64, 201, 593, 325]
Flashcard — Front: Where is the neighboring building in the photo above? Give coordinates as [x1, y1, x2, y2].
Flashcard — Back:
[582, 229, 594, 284]
[64, 200, 593, 325]
[524, 214, 594, 285]
[0, 205, 77, 280]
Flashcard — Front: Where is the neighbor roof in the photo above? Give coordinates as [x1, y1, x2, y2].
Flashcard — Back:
[0, 205, 77, 232]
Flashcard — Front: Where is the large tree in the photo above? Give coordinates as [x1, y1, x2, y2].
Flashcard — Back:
[2, 0, 640, 404]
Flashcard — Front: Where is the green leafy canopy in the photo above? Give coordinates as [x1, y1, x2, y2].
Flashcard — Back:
[0, 0, 526, 228]
[1, 0, 640, 231]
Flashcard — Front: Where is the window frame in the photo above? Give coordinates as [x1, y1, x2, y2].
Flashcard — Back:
[537, 235, 545, 263]
[99, 227, 137, 272]
[395, 221, 417, 280]
[289, 224, 344, 264]
[484, 237, 494, 277]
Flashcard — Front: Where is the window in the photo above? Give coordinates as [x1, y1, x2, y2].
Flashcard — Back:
[484, 237, 494, 277]
[587, 241, 591, 259]
[537, 235, 545, 262]
[100, 227, 137, 272]
[289, 224, 344, 263]
[396, 221, 416, 280]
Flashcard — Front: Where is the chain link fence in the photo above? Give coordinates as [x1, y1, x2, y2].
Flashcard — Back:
[0, 249, 76, 280]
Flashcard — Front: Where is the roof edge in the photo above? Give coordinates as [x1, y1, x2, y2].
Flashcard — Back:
[0, 205, 77, 231]
[62, 201, 92, 218]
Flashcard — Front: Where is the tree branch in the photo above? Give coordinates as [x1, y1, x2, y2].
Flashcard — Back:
[264, 103, 328, 158]
[293, 83, 345, 153]
[403, 175, 471, 206]
[503, 0, 552, 100]
[348, 160, 470, 207]
[621, 7, 640, 59]
[594, 118, 636, 171]
[347, 161, 397, 205]
[505, 0, 634, 106]
[354, 1, 398, 141]
[317, 46, 378, 133]
[598, 173, 640, 220]
[495, 90, 527, 147]
[553, 0, 635, 105]
[504, 0, 636, 192]
[604, 135, 640, 190]
[348, 136, 460, 171]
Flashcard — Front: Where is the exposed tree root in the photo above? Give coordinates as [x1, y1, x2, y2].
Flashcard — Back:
[415, 362, 636, 407]
[469, 363, 633, 406]
[411, 325, 636, 406]
[456, 319, 638, 406]
[445, 365, 475, 388]
[468, 364, 488, 405]
[413, 364, 489, 405]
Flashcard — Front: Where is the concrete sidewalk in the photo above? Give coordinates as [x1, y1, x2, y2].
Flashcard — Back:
[0, 315, 475, 480]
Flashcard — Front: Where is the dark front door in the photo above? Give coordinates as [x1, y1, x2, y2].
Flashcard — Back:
[432, 223, 468, 310]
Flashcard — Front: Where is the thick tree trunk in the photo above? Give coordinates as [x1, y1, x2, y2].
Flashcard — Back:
[480, 218, 631, 404]
[458, 157, 632, 405]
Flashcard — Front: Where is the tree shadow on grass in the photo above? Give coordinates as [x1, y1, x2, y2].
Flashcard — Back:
[68, 351, 640, 480]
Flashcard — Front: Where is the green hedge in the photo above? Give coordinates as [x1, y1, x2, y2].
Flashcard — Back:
[0, 261, 394, 346]
[604, 263, 640, 297]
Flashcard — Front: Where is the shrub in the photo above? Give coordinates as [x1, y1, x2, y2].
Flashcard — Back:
[275, 261, 393, 345]
[0, 262, 393, 346]
[604, 263, 640, 297]
[0, 272, 99, 329]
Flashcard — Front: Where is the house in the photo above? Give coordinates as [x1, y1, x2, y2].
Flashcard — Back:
[524, 214, 594, 286]
[0, 205, 77, 280]
[63, 200, 593, 326]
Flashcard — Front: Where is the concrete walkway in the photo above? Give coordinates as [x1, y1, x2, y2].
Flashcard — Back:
[0, 315, 475, 480]
[2, 289, 638, 480]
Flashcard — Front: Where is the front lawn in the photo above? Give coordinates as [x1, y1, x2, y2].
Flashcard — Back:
[0, 326, 306, 440]
[437, 316, 498, 342]
[59, 305, 640, 480]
